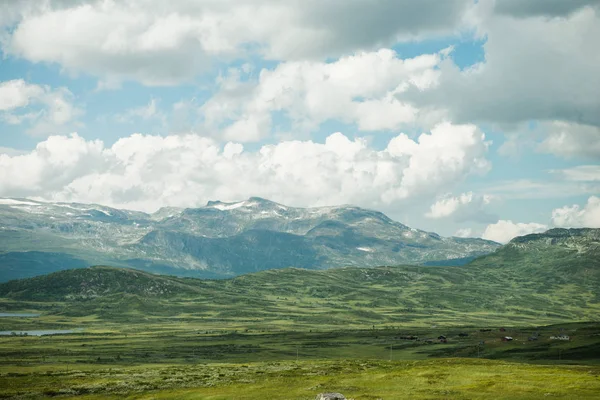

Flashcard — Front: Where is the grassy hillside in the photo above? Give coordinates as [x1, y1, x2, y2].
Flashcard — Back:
[0, 266, 204, 301]
[1, 229, 598, 329]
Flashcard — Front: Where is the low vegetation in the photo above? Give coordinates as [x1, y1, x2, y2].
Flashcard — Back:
[0, 229, 598, 398]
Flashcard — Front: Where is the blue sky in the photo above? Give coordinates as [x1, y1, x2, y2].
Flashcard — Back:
[0, 0, 599, 242]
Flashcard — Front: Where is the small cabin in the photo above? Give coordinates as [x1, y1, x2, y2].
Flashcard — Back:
[501, 336, 513, 342]
[550, 335, 570, 341]
[499, 328, 506, 332]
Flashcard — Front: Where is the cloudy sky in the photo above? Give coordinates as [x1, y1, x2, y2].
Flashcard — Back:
[1, 0, 599, 243]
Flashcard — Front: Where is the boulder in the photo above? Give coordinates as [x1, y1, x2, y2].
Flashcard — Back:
[315, 393, 346, 400]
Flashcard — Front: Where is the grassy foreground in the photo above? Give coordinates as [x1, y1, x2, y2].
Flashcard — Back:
[1, 321, 599, 399]
[1, 359, 599, 399]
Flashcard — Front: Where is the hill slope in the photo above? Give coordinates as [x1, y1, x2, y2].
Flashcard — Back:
[469, 228, 600, 295]
[1, 229, 598, 327]
[0, 197, 499, 281]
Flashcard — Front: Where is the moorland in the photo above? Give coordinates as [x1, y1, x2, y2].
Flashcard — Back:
[0, 228, 599, 399]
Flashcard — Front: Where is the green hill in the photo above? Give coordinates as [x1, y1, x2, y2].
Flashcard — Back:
[0, 228, 598, 327]
[0, 266, 203, 301]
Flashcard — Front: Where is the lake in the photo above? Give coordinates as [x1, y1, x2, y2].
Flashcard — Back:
[0, 329, 80, 336]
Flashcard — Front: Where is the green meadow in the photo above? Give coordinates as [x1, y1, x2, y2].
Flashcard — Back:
[1, 231, 599, 399]
[0, 320, 599, 399]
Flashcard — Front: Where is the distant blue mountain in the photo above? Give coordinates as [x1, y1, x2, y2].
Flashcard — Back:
[0, 197, 499, 281]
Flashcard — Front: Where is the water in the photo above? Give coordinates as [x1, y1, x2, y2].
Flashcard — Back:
[0, 313, 41, 317]
[0, 329, 80, 336]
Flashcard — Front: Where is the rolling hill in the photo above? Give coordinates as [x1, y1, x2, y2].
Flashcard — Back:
[1, 228, 598, 327]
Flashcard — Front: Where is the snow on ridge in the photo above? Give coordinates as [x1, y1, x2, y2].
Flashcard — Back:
[0, 199, 39, 206]
[55, 204, 113, 216]
[357, 247, 375, 252]
[210, 201, 258, 211]
[260, 210, 282, 216]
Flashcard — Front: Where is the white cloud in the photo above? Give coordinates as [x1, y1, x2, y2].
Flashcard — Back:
[383, 123, 491, 201]
[480, 194, 600, 243]
[549, 165, 600, 182]
[551, 196, 600, 228]
[484, 179, 600, 200]
[0, 79, 81, 136]
[426, 192, 496, 222]
[0, 123, 489, 212]
[114, 98, 164, 125]
[453, 228, 474, 238]
[0, 79, 44, 111]
[537, 122, 600, 160]
[2, 0, 470, 86]
[482, 220, 548, 243]
[0, 133, 107, 196]
[405, 4, 600, 130]
[202, 49, 444, 142]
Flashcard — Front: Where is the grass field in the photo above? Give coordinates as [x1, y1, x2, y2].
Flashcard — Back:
[2, 358, 600, 399]
[1, 316, 599, 399]
[0, 236, 599, 400]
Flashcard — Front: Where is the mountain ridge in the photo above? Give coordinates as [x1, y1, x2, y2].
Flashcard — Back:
[0, 196, 499, 281]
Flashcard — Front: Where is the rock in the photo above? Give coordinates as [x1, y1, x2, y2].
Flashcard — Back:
[315, 393, 346, 400]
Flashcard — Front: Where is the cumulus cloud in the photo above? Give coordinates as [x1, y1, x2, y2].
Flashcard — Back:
[551, 196, 600, 228]
[0, 79, 81, 136]
[202, 49, 444, 141]
[482, 220, 548, 243]
[426, 192, 496, 223]
[537, 122, 600, 160]
[1, 0, 470, 86]
[383, 123, 490, 201]
[480, 194, 600, 242]
[405, 3, 600, 129]
[494, 0, 600, 18]
[0, 79, 45, 111]
[0, 134, 106, 197]
[0, 123, 489, 212]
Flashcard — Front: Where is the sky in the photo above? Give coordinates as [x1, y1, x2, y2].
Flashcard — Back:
[0, 0, 599, 243]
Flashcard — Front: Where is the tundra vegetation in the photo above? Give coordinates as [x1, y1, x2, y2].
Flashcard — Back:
[0, 228, 599, 399]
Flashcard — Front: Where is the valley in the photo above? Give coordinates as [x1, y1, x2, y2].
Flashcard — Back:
[0, 228, 599, 398]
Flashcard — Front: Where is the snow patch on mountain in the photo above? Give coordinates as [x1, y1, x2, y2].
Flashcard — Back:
[357, 247, 375, 252]
[0, 199, 40, 206]
[209, 200, 259, 211]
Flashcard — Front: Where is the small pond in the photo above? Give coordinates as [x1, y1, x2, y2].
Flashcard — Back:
[0, 329, 81, 336]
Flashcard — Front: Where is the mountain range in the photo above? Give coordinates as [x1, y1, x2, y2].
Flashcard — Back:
[0, 197, 500, 282]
